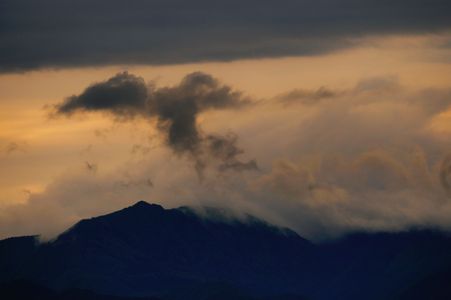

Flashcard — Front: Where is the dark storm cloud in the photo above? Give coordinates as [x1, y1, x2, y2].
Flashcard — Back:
[56, 71, 256, 177]
[56, 72, 148, 118]
[206, 134, 259, 172]
[147, 72, 249, 154]
[1, 0, 451, 72]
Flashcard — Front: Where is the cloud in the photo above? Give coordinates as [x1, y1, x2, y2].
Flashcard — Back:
[274, 76, 402, 106]
[206, 133, 259, 173]
[3, 141, 29, 155]
[55, 72, 257, 178]
[56, 72, 148, 118]
[249, 148, 451, 239]
[1, 0, 451, 72]
[276, 87, 342, 106]
[440, 154, 451, 195]
[2, 75, 451, 241]
[85, 161, 98, 173]
[0, 164, 160, 240]
[241, 77, 451, 239]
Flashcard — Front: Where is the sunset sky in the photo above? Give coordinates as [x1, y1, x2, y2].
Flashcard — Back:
[1, 0, 451, 240]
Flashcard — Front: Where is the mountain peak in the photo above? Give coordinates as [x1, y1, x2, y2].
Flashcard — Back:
[130, 200, 163, 210]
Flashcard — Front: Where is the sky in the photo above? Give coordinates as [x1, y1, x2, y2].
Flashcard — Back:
[1, 0, 451, 240]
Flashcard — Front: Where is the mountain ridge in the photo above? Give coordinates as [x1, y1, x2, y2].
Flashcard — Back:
[1, 201, 451, 300]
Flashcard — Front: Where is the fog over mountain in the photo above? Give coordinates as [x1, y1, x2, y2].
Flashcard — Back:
[1, 201, 451, 300]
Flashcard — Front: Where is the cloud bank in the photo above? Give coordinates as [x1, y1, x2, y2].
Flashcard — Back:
[1, 0, 451, 72]
[2, 74, 451, 241]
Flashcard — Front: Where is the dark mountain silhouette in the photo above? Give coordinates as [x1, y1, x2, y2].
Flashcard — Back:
[397, 269, 451, 300]
[0, 280, 159, 300]
[310, 230, 451, 300]
[1, 201, 451, 300]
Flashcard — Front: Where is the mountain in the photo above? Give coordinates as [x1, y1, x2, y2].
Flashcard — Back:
[310, 230, 451, 299]
[1, 201, 451, 300]
[0, 280, 159, 300]
[0, 201, 313, 299]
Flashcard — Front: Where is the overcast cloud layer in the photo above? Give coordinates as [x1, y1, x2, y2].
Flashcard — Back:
[1, 0, 451, 72]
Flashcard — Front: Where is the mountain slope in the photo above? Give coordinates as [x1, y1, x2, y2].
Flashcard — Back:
[311, 230, 451, 299]
[0, 235, 38, 282]
[1, 201, 451, 300]
[0, 280, 159, 300]
[1, 201, 313, 298]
